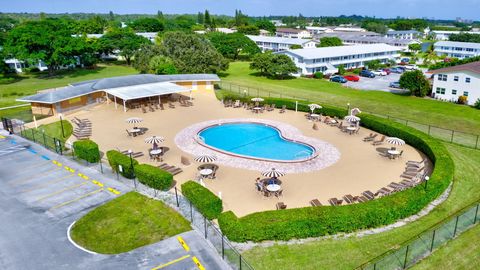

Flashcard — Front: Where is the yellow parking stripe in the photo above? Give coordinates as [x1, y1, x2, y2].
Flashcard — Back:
[21, 173, 75, 193]
[0, 135, 5, 139]
[49, 188, 103, 210]
[91, 180, 104, 187]
[151, 255, 191, 270]
[192, 256, 205, 270]
[34, 182, 88, 202]
[107, 187, 121, 195]
[177, 236, 190, 252]
[9, 166, 61, 185]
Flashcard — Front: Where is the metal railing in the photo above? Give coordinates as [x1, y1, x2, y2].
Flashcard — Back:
[216, 81, 480, 150]
[356, 199, 480, 270]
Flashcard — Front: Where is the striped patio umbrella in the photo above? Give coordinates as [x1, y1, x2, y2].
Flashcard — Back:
[125, 117, 143, 124]
[308, 104, 322, 113]
[194, 155, 217, 163]
[144, 136, 165, 144]
[344, 115, 361, 122]
[386, 137, 405, 146]
[251, 97, 264, 102]
[261, 168, 285, 178]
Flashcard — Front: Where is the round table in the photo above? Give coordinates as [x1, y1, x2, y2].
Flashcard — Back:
[388, 150, 400, 155]
[150, 149, 162, 155]
[310, 114, 320, 119]
[129, 128, 141, 133]
[199, 168, 213, 176]
[266, 184, 281, 192]
[329, 119, 337, 124]
[346, 126, 356, 131]
[253, 107, 262, 113]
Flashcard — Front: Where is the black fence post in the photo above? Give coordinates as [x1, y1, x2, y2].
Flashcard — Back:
[31, 129, 36, 142]
[475, 135, 479, 150]
[406, 119, 409, 126]
[474, 204, 479, 224]
[239, 254, 243, 270]
[403, 245, 409, 269]
[221, 235, 225, 259]
[204, 217, 207, 239]
[453, 216, 460, 237]
[42, 132, 47, 148]
[430, 229, 436, 252]
[428, 125, 431, 135]
[190, 201, 193, 222]
[450, 130, 455, 143]
[175, 187, 180, 207]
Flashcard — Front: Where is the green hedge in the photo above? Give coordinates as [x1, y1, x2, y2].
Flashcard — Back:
[106, 150, 139, 179]
[181, 181, 223, 220]
[135, 164, 173, 191]
[218, 113, 454, 242]
[73, 140, 100, 163]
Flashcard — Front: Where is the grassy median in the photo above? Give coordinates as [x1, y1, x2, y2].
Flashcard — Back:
[70, 192, 191, 254]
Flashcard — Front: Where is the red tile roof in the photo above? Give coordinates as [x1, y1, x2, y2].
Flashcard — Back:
[428, 61, 480, 75]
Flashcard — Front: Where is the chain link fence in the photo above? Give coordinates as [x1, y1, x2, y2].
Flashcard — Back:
[216, 81, 480, 150]
[356, 200, 480, 270]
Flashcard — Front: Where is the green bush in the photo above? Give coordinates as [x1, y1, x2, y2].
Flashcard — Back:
[106, 150, 139, 179]
[218, 113, 454, 242]
[352, 68, 361, 74]
[313, 72, 324, 79]
[135, 164, 173, 191]
[474, 99, 480, 109]
[181, 181, 223, 220]
[73, 140, 100, 163]
[457, 95, 468, 105]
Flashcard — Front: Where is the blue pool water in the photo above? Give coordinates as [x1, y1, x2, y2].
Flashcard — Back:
[198, 123, 315, 161]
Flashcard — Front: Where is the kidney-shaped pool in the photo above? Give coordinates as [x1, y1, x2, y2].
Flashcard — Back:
[197, 122, 316, 162]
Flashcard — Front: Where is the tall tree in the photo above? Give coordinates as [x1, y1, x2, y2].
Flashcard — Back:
[129, 18, 164, 32]
[250, 51, 273, 74]
[4, 19, 91, 75]
[237, 25, 260, 35]
[250, 52, 297, 78]
[108, 11, 115, 21]
[254, 20, 276, 33]
[160, 31, 228, 73]
[132, 44, 162, 73]
[149, 55, 177, 74]
[157, 11, 164, 21]
[206, 32, 260, 60]
[204, 10, 211, 27]
[399, 70, 431, 97]
[319, 37, 343, 47]
[197, 12, 204, 24]
[99, 28, 150, 65]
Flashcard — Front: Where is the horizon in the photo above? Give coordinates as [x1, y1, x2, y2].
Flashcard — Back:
[1, 0, 479, 21]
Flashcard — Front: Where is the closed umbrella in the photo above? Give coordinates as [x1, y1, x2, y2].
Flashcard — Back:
[308, 104, 322, 114]
[386, 137, 405, 146]
[261, 168, 285, 178]
[194, 155, 217, 163]
[344, 115, 361, 123]
[251, 97, 264, 102]
[351, 107, 362, 116]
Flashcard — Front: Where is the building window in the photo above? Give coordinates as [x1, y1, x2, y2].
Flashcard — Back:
[454, 76, 459, 81]
[437, 74, 447, 81]
[452, 89, 457, 95]
[466, 77, 471, 83]
[436, 87, 446, 94]
[464, 91, 469, 97]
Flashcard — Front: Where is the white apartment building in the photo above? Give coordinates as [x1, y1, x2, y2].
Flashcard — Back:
[429, 61, 480, 105]
[431, 30, 480, 40]
[247, 35, 316, 52]
[434, 41, 480, 59]
[276, 28, 312, 39]
[277, 43, 401, 75]
[385, 30, 421, 40]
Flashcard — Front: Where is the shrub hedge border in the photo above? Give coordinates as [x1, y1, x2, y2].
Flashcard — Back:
[73, 139, 100, 163]
[134, 163, 173, 191]
[216, 92, 454, 242]
[181, 181, 223, 220]
[106, 150, 139, 179]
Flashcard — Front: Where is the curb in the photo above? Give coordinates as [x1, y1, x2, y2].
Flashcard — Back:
[67, 221, 98, 255]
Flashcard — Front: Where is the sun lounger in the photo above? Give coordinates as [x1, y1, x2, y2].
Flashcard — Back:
[363, 133, 376, 142]
[407, 158, 426, 166]
[328, 198, 343, 206]
[376, 187, 392, 196]
[276, 202, 287, 210]
[362, 190, 376, 200]
[279, 105, 286, 113]
[372, 135, 385, 146]
[357, 196, 369, 202]
[343, 194, 356, 204]
[310, 199, 322, 206]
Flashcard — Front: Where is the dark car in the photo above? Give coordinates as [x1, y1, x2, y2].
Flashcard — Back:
[359, 70, 375, 78]
[390, 67, 405, 74]
[389, 81, 401, 88]
[343, 75, 360, 82]
[330, 75, 348, 83]
[401, 58, 410, 63]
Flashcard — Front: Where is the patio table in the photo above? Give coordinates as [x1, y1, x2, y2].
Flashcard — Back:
[150, 149, 162, 155]
[388, 150, 400, 155]
[199, 168, 213, 176]
[346, 126, 356, 134]
[253, 107, 262, 113]
[129, 128, 141, 133]
[266, 184, 281, 192]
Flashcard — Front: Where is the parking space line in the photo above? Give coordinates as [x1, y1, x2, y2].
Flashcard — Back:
[9, 166, 61, 185]
[191, 256, 206, 270]
[151, 255, 191, 270]
[177, 236, 190, 252]
[34, 182, 88, 202]
[21, 173, 75, 193]
[49, 188, 104, 210]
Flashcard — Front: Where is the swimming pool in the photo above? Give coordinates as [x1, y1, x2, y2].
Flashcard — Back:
[197, 122, 316, 162]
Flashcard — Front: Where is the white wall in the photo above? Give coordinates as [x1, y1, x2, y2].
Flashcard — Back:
[432, 71, 480, 105]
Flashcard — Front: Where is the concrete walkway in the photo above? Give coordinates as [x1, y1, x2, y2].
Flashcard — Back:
[0, 134, 229, 270]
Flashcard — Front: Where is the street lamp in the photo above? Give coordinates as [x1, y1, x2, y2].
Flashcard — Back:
[128, 149, 137, 189]
[59, 113, 65, 138]
[424, 176, 430, 191]
[347, 103, 351, 115]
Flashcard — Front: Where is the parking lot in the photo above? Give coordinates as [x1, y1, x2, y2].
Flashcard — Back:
[344, 73, 407, 93]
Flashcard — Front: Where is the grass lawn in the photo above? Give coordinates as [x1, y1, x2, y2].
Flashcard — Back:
[221, 62, 480, 134]
[242, 143, 480, 270]
[411, 224, 480, 270]
[70, 192, 191, 254]
[22, 120, 73, 149]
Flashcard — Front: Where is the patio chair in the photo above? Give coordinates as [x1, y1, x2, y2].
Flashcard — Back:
[268, 104, 276, 111]
[372, 135, 385, 146]
[169, 102, 175, 109]
[310, 199, 322, 206]
[233, 100, 241, 108]
[279, 105, 286, 113]
[275, 190, 283, 198]
[263, 190, 271, 197]
[276, 202, 287, 210]
[142, 107, 147, 113]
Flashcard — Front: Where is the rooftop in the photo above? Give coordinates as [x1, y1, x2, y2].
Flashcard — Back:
[246, 35, 314, 45]
[428, 61, 480, 75]
[386, 30, 421, 35]
[280, 43, 401, 59]
[276, 28, 308, 33]
[434, 41, 480, 49]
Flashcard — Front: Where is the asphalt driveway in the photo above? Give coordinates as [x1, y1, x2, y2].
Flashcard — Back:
[344, 73, 407, 93]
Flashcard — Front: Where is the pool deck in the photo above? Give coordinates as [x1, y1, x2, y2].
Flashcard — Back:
[30, 89, 427, 217]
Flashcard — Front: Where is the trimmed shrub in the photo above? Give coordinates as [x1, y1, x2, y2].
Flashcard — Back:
[474, 98, 480, 109]
[313, 72, 324, 79]
[106, 150, 139, 179]
[218, 113, 454, 242]
[181, 181, 223, 220]
[457, 95, 468, 104]
[135, 164, 173, 191]
[73, 140, 100, 163]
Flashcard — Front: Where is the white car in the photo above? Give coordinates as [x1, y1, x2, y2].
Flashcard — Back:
[372, 70, 387, 76]
[404, 65, 418, 70]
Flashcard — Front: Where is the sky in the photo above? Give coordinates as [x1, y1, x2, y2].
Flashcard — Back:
[1, 0, 479, 20]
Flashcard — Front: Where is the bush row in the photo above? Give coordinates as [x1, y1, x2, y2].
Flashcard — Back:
[181, 181, 223, 220]
[73, 139, 100, 163]
[217, 112, 454, 242]
[134, 164, 173, 191]
[106, 150, 139, 179]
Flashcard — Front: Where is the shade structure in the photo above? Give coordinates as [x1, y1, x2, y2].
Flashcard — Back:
[125, 117, 143, 124]
[251, 97, 264, 102]
[386, 137, 405, 146]
[351, 107, 362, 116]
[308, 103, 322, 113]
[344, 115, 361, 122]
[144, 136, 165, 144]
[194, 155, 217, 163]
[261, 168, 285, 178]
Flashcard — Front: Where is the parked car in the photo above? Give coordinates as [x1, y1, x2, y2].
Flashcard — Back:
[382, 68, 391, 75]
[401, 58, 410, 63]
[330, 75, 348, 83]
[372, 70, 387, 76]
[359, 70, 376, 78]
[404, 64, 418, 70]
[390, 67, 404, 74]
[343, 75, 360, 82]
[389, 81, 401, 88]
